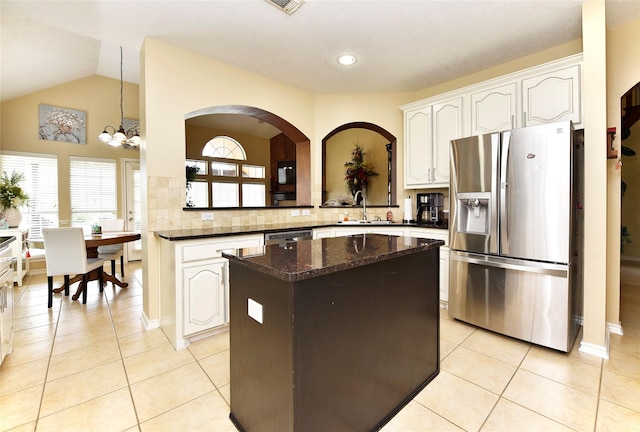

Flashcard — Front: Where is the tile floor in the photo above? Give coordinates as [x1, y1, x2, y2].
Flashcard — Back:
[1, 262, 639, 431]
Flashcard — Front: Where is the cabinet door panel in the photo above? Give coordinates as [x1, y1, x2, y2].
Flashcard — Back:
[183, 261, 226, 335]
[471, 83, 517, 135]
[404, 107, 432, 188]
[522, 65, 581, 127]
[433, 98, 463, 185]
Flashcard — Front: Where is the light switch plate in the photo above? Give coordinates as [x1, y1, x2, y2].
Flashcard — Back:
[201, 213, 213, 221]
[248, 298, 263, 324]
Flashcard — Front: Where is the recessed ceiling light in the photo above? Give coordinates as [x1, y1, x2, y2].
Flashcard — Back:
[337, 54, 357, 66]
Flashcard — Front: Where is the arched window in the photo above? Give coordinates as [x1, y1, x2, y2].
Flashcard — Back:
[187, 136, 266, 208]
[202, 136, 246, 160]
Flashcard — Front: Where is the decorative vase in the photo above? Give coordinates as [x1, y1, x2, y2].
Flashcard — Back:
[1, 207, 22, 228]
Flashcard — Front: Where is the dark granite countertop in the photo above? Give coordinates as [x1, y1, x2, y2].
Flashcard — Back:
[155, 221, 447, 241]
[0, 236, 16, 251]
[223, 234, 444, 282]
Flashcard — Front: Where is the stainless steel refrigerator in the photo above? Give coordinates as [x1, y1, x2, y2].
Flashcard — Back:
[448, 121, 583, 352]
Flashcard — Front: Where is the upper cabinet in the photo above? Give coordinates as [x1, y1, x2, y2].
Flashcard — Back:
[521, 64, 581, 127]
[402, 54, 582, 189]
[470, 82, 517, 135]
[403, 96, 463, 189]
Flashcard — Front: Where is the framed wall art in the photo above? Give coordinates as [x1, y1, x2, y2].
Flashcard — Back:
[39, 104, 87, 144]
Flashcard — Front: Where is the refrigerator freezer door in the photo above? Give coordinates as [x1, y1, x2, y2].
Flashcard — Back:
[500, 122, 573, 264]
[449, 133, 500, 255]
[448, 251, 580, 352]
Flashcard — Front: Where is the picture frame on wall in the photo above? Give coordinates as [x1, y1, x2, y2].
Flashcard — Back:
[39, 104, 87, 144]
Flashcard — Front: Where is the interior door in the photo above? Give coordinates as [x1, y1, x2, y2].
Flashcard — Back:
[124, 160, 142, 261]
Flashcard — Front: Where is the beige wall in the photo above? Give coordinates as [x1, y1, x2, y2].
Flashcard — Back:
[325, 128, 389, 205]
[581, 0, 608, 354]
[0, 75, 140, 224]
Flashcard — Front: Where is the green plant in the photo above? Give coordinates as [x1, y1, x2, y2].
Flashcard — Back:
[0, 170, 29, 210]
[344, 144, 378, 196]
[185, 165, 200, 208]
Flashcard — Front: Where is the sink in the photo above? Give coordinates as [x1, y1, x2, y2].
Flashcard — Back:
[336, 220, 395, 225]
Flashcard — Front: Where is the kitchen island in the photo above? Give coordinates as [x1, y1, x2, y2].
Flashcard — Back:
[223, 234, 443, 432]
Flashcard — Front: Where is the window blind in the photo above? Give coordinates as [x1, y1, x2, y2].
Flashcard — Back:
[0, 151, 59, 238]
[69, 156, 117, 229]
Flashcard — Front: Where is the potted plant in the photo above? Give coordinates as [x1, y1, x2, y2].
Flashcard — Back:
[344, 144, 378, 203]
[0, 170, 29, 228]
[185, 165, 200, 208]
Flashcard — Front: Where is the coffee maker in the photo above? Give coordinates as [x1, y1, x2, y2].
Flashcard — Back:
[416, 193, 445, 226]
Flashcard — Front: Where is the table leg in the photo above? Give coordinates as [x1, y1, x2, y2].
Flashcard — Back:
[53, 270, 129, 302]
[53, 275, 83, 294]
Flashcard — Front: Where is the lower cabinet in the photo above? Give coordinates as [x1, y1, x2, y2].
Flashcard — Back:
[182, 259, 227, 336]
[159, 234, 263, 350]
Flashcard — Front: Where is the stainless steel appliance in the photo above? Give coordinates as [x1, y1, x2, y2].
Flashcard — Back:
[416, 193, 445, 226]
[264, 229, 313, 246]
[448, 121, 583, 352]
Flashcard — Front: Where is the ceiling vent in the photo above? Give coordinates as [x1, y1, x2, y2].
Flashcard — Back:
[265, 0, 304, 15]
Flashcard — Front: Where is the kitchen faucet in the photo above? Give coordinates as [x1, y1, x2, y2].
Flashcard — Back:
[353, 190, 367, 221]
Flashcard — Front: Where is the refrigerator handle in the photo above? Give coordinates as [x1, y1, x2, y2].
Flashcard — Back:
[500, 132, 510, 254]
[450, 252, 568, 277]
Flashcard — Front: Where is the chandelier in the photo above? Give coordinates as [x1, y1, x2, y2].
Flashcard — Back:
[98, 46, 140, 148]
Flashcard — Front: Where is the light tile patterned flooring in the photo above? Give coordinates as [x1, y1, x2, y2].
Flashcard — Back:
[1, 262, 640, 431]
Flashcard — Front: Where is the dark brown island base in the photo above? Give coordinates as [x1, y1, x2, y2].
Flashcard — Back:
[223, 234, 444, 432]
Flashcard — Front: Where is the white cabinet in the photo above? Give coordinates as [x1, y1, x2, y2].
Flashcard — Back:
[406, 227, 449, 305]
[402, 54, 583, 189]
[0, 246, 13, 365]
[470, 82, 517, 135]
[522, 63, 581, 127]
[182, 258, 226, 336]
[159, 233, 263, 350]
[2, 229, 29, 286]
[402, 97, 463, 189]
[404, 107, 432, 188]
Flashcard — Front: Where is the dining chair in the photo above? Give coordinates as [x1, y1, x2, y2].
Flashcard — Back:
[97, 219, 125, 277]
[42, 227, 105, 307]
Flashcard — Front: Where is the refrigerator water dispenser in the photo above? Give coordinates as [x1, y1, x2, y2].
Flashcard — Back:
[455, 192, 491, 234]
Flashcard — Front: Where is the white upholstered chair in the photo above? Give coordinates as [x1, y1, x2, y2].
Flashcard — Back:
[42, 227, 105, 307]
[97, 219, 125, 277]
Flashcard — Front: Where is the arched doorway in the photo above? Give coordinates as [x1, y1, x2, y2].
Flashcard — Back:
[322, 122, 397, 206]
[185, 105, 311, 206]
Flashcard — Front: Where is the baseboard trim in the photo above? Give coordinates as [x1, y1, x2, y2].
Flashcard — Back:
[608, 321, 624, 336]
[579, 334, 610, 360]
[140, 311, 160, 331]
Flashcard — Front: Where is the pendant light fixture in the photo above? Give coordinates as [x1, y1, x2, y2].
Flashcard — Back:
[98, 46, 140, 148]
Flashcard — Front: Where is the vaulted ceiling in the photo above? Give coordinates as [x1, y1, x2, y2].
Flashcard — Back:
[2, 0, 639, 102]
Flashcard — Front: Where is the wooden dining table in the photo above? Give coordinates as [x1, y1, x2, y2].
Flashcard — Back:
[51, 231, 141, 301]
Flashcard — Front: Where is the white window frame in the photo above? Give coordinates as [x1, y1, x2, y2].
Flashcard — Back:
[0, 151, 59, 239]
[69, 156, 117, 232]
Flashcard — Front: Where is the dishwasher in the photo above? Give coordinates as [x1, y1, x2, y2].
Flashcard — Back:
[264, 229, 313, 246]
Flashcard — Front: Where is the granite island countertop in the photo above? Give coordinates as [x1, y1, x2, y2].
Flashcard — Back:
[154, 221, 447, 241]
[223, 233, 444, 282]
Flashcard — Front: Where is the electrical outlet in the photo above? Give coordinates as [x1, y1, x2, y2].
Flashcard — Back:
[201, 212, 213, 221]
[291, 209, 300, 216]
[302, 209, 310, 216]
